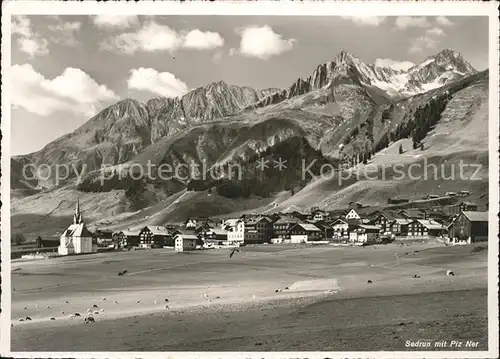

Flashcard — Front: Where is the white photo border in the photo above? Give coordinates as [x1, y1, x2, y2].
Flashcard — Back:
[1, 1, 498, 358]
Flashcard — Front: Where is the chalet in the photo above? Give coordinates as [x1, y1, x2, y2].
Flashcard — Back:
[272, 215, 301, 239]
[139, 226, 172, 248]
[117, 229, 141, 248]
[309, 209, 331, 222]
[348, 224, 381, 244]
[458, 201, 478, 212]
[222, 219, 245, 244]
[203, 228, 228, 245]
[371, 212, 397, 234]
[174, 232, 198, 252]
[398, 209, 425, 220]
[345, 209, 361, 220]
[449, 211, 488, 243]
[94, 229, 114, 247]
[185, 219, 197, 230]
[314, 223, 334, 240]
[288, 223, 322, 243]
[402, 219, 445, 238]
[417, 219, 446, 237]
[389, 218, 411, 236]
[244, 216, 273, 244]
[329, 218, 349, 240]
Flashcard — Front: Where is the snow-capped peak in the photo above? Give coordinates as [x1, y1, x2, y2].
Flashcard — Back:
[374, 58, 416, 72]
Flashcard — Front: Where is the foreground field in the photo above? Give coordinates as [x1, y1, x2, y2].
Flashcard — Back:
[11, 242, 488, 351]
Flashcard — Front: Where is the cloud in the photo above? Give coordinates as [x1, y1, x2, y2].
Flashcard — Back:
[409, 36, 439, 54]
[426, 27, 446, 37]
[341, 16, 386, 26]
[436, 16, 454, 26]
[374, 58, 415, 71]
[235, 25, 295, 60]
[127, 67, 189, 97]
[11, 64, 118, 117]
[12, 15, 49, 57]
[48, 20, 82, 46]
[183, 29, 224, 50]
[395, 16, 431, 30]
[92, 15, 139, 30]
[100, 21, 224, 54]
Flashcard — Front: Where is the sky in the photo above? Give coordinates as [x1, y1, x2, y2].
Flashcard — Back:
[10, 15, 489, 156]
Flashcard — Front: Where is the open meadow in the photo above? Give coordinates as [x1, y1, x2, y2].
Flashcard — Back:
[11, 241, 488, 351]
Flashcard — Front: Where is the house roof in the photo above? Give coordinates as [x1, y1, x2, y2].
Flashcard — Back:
[416, 219, 445, 230]
[121, 229, 141, 236]
[176, 233, 198, 240]
[244, 216, 271, 225]
[295, 223, 321, 232]
[354, 224, 382, 231]
[143, 226, 170, 235]
[206, 228, 228, 236]
[462, 211, 488, 222]
[274, 216, 301, 224]
[392, 218, 411, 225]
[330, 218, 348, 226]
[223, 219, 242, 227]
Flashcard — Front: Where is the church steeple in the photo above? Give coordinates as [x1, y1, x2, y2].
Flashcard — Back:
[74, 198, 83, 224]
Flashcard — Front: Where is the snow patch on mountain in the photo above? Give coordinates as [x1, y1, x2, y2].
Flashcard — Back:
[374, 58, 416, 72]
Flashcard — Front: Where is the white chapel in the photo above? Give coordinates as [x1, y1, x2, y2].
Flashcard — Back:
[58, 199, 95, 255]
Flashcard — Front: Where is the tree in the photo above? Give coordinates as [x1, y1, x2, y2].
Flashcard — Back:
[399, 144, 403, 154]
[13, 233, 25, 245]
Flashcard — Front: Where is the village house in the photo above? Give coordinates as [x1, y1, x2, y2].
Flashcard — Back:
[389, 218, 411, 236]
[272, 215, 301, 240]
[398, 209, 425, 220]
[329, 218, 349, 240]
[401, 219, 445, 238]
[58, 200, 95, 256]
[139, 226, 172, 248]
[448, 211, 488, 244]
[222, 219, 245, 244]
[371, 212, 398, 235]
[287, 223, 322, 243]
[308, 209, 331, 222]
[457, 201, 478, 213]
[94, 229, 114, 247]
[348, 224, 381, 245]
[185, 219, 197, 230]
[203, 228, 228, 245]
[244, 216, 273, 244]
[345, 209, 361, 220]
[174, 231, 199, 252]
[314, 222, 334, 240]
[117, 229, 141, 248]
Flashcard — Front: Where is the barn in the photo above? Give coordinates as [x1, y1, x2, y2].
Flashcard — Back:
[449, 211, 488, 243]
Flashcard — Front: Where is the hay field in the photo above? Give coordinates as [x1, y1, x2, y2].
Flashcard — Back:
[11, 242, 488, 351]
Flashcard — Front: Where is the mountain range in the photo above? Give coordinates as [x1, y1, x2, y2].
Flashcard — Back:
[11, 49, 489, 236]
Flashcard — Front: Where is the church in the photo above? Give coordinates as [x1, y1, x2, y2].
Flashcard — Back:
[58, 199, 95, 255]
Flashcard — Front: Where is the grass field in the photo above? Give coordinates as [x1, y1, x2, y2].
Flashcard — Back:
[11, 242, 488, 351]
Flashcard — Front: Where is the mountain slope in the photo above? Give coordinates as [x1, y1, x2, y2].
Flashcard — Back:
[10, 50, 488, 237]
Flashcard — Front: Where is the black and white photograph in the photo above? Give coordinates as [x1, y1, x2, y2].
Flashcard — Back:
[1, 1, 499, 357]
